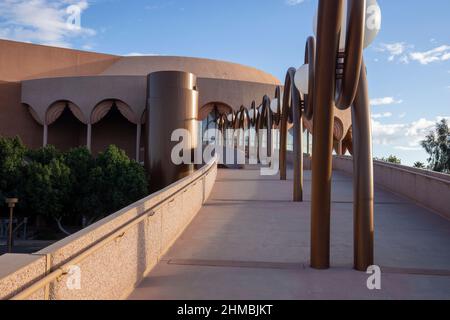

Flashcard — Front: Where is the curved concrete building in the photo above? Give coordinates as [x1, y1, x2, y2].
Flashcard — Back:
[0, 39, 351, 159]
[0, 39, 284, 158]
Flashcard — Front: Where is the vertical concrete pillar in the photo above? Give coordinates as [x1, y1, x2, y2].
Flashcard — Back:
[86, 124, 92, 151]
[43, 124, 48, 147]
[136, 123, 142, 162]
[145, 71, 199, 193]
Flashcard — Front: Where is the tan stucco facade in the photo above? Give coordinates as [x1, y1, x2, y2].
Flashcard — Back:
[0, 39, 352, 157]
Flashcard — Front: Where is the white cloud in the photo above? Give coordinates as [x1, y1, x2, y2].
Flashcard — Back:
[285, 0, 305, 5]
[0, 0, 95, 48]
[372, 117, 448, 150]
[377, 42, 450, 65]
[394, 146, 422, 151]
[370, 97, 403, 106]
[378, 42, 408, 56]
[405, 118, 436, 146]
[124, 52, 160, 57]
[376, 42, 411, 63]
[371, 112, 392, 119]
[410, 45, 450, 65]
[371, 120, 406, 146]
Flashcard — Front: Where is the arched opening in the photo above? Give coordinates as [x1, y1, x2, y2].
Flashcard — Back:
[342, 126, 353, 156]
[333, 117, 345, 155]
[199, 102, 233, 146]
[91, 100, 136, 158]
[46, 101, 86, 151]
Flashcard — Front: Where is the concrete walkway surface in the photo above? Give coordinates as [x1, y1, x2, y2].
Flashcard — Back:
[128, 167, 450, 300]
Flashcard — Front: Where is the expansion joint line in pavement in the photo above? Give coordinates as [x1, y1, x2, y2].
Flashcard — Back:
[160, 259, 450, 277]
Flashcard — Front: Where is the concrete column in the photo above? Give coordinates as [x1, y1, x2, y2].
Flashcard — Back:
[86, 123, 92, 151]
[145, 71, 199, 193]
[136, 123, 142, 162]
[43, 124, 48, 147]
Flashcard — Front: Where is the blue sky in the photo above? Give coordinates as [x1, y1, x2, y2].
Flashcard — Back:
[1, 0, 449, 165]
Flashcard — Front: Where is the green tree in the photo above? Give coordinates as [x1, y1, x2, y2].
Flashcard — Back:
[1, 140, 149, 235]
[421, 119, 450, 173]
[64, 147, 96, 226]
[26, 145, 62, 165]
[413, 162, 426, 169]
[85, 145, 148, 220]
[0, 136, 26, 201]
[22, 158, 72, 235]
[378, 155, 401, 165]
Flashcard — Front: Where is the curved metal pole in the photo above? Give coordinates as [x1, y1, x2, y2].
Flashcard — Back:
[279, 70, 296, 181]
[335, 0, 366, 111]
[303, 36, 316, 121]
[352, 60, 374, 271]
[257, 96, 273, 161]
[334, 0, 373, 271]
[278, 68, 303, 201]
[279, 85, 288, 181]
[310, 0, 343, 270]
[293, 93, 303, 202]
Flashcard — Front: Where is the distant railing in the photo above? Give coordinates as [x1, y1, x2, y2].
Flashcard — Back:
[333, 155, 450, 220]
[1, 157, 218, 300]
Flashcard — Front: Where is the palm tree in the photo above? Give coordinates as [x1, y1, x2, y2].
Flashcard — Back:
[421, 119, 450, 173]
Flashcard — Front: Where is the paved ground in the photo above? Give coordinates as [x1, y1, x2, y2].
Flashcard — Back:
[128, 167, 450, 300]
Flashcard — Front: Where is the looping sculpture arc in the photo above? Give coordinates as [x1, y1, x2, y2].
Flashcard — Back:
[206, 0, 374, 272]
[310, 0, 374, 271]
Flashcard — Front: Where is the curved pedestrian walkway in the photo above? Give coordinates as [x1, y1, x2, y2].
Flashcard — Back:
[129, 167, 450, 300]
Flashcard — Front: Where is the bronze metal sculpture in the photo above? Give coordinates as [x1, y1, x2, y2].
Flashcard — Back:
[310, 0, 374, 271]
[203, 0, 375, 272]
[278, 69, 303, 202]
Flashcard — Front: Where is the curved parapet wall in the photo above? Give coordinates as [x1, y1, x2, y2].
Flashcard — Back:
[101, 55, 281, 85]
[333, 156, 450, 220]
[1, 40, 281, 154]
[0, 158, 218, 300]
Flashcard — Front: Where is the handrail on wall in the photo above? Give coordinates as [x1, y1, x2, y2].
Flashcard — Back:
[10, 158, 217, 300]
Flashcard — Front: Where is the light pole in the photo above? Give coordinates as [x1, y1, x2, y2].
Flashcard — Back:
[5, 198, 18, 253]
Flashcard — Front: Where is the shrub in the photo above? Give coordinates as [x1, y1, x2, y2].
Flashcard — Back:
[86, 145, 148, 220]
